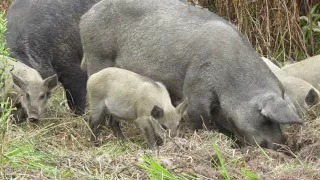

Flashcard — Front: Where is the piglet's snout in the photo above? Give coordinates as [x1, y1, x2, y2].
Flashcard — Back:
[168, 130, 179, 138]
[28, 108, 40, 122]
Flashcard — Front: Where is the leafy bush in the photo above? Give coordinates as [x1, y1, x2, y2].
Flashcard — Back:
[300, 4, 320, 55]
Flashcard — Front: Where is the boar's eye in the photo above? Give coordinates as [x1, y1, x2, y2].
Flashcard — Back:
[39, 93, 46, 100]
[161, 124, 168, 130]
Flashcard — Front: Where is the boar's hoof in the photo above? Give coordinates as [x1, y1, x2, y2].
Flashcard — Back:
[12, 118, 27, 124]
[155, 136, 163, 146]
[28, 118, 40, 124]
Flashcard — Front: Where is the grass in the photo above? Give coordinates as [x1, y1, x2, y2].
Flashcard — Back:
[212, 143, 231, 180]
[137, 154, 187, 180]
[1, 3, 320, 180]
[2, 103, 320, 179]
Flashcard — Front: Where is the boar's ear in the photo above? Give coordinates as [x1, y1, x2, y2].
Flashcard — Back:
[305, 88, 319, 106]
[12, 73, 26, 91]
[176, 98, 188, 115]
[44, 74, 58, 93]
[151, 105, 164, 119]
[259, 96, 304, 124]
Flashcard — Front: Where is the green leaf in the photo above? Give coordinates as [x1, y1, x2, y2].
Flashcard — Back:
[241, 168, 259, 180]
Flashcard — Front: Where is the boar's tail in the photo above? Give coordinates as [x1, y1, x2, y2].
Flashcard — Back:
[80, 54, 87, 70]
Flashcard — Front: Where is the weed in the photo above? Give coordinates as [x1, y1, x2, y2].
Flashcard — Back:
[0, 11, 10, 56]
[213, 143, 231, 180]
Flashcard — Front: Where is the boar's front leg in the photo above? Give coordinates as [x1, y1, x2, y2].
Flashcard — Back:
[187, 91, 217, 130]
[135, 117, 158, 149]
[109, 116, 125, 139]
[59, 66, 88, 116]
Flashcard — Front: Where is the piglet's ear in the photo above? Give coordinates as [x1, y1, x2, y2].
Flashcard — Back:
[151, 105, 164, 120]
[44, 74, 58, 93]
[12, 73, 27, 91]
[305, 88, 319, 106]
[260, 96, 303, 124]
[176, 98, 188, 115]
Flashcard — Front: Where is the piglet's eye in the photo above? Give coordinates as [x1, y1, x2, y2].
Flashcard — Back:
[39, 94, 46, 100]
[26, 93, 30, 99]
[161, 124, 168, 130]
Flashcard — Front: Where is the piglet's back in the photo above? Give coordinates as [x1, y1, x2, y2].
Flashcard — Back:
[87, 67, 167, 99]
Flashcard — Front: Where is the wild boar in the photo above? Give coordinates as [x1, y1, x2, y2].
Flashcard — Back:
[5, 0, 100, 115]
[282, 55, 320, 90]
[261, 57, 319, 113]
[0, 55, 58, 123]
[80, 0, 303, 149]
[87, 67, 188, 149]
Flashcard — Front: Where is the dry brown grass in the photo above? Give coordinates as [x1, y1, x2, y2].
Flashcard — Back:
[1, 87, 320, 179]
[190, 0, 320, 62]
[0, 0, 12, 13]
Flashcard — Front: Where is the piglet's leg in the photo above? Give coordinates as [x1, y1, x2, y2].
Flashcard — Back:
[135, 117, 157, 149]
[89, 102, 107, 143]
[109, 116, 125, 139]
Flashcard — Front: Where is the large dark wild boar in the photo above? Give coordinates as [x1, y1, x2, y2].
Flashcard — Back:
[5, 0, 99, 115]
[87, 67, 188, 149]
[0, 55, 58, 123]
[80, 0, 303, 149]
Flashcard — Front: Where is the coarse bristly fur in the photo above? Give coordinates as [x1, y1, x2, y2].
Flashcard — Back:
[261, 57, 319, 114]
[80, 0, 303, 150]
[282, 55, 320, 91]
[5, 0, 100, 115]
[87, 67, 188, 149]
[0, 55, 58, 123]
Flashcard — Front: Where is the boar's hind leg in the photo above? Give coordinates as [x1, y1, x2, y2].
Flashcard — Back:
[109, 116, 125, 139]
[135, 117, 157, 149]
[187, 91, 216, 130]
[59, 67, 88, 116]
[89, 102, 108, 143]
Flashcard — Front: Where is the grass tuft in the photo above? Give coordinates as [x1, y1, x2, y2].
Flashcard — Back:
[213, 143, 231, 180]
[137, 154, 183, 180]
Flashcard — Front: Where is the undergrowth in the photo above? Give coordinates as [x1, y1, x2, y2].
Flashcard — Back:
[192, 0, 320, 63]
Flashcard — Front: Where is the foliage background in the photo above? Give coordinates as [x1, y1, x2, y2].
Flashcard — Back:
[191, 0, 320, 63]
